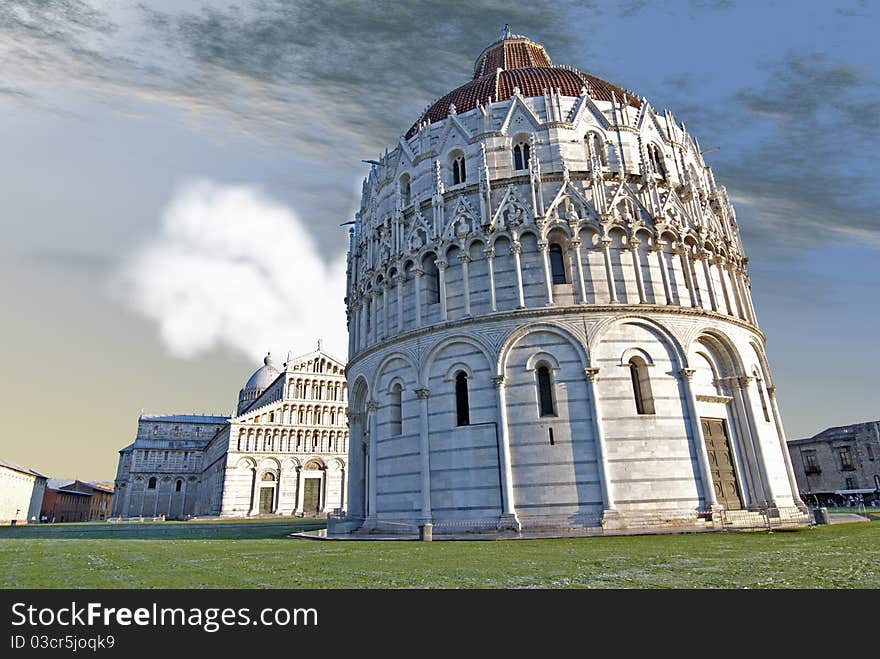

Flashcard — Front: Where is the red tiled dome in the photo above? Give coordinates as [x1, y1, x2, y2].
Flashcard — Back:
[405, 34, 641, 139]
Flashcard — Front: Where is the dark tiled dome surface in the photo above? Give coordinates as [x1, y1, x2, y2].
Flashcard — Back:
[406, 35, 641, 138]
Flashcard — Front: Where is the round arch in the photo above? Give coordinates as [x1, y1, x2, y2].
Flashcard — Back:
[370, 351, 418, 395]
[590, 315, 688, 370]
[420, 334, 495, 388]
[497, 322, 590, 376]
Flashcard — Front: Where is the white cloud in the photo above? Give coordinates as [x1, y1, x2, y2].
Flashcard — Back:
[117, 179, 349, 362]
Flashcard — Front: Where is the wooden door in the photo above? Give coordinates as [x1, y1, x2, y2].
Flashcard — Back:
[259, 487, 274, 514]
[701, 418, 743, 510]
[303, 479, 321, 515]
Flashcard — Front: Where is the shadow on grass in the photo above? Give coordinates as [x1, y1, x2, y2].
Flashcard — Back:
[0, 519, 326, 541]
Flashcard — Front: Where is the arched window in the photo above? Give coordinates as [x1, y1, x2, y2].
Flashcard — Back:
[537, 365, 556, 417]
[647, 144, 666, 178]
[549, 243, 567, 284]
[390, 383, 403, 435]
[399, 174, 411, 207]
[585, 133, 607, 166]
[629, 357, 655, 415]
[175, 479, 182, 493]
[452, 156, 466, 185]
[455, 371, 470, 426]
[513, 141, 530, 171]
[147, 477, 157, 490]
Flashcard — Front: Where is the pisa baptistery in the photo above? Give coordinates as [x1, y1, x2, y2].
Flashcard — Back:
[342, 30, 807, 535]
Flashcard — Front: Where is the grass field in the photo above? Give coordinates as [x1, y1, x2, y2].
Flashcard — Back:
[1, 518, 878, 588]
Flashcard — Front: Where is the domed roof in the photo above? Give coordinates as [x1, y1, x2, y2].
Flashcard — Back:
[405, 33, 641, 138]
[243, 353, 280, 392]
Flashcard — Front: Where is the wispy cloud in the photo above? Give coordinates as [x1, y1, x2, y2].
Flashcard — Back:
[115, 180, 349, 361]
[668, 52, 880, 249]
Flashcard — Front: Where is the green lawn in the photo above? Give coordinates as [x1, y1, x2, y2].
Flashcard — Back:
[2, 518, 878, 588]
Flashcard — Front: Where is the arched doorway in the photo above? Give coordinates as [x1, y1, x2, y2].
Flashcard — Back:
[301, 460, 324, 516]
[258, 472, 277, 514]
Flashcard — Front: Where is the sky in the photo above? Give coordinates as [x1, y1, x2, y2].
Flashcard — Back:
[0, 0, 877, 482]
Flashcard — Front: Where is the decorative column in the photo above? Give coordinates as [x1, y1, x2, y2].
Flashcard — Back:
[743, 274, 759, 323]
[458, 253, 472, 316]
[699, 253, 719, 311]
[412, 267, 424, 328]
[436, 259, 448, 321]
[727, 263, 747, 321]
[381, 280, 390, 339]
[296, 466, 306, 514]
[628, 239, 647, 303]
[710, 256, 739, 316]
[369, 290, 379, 344]
[293, 466, 302, 515]
[652, 242, 673, 305]
[366, 401, 379, 524]
[677, 245, 699, 307]
[361, 298, 369, 350]
[738, 375, 778, 508]
[538, 240, 554, 305]
[600, 238, 618, 303]
[491, 376, 520, 530]
[415, 387, 433, 522]
[349, 303, 358, 355]
[485, 247, 498, 311]
[583, 368, 616, 517]
[395, 274, 405, 333]
[679, 368, 720, 511]
[570, 238, 588, 304]
[715, 378, 757, 510]
[510, 241, 526, 308]
[767, 385, 807, 511]
[248, 468, 259, 516]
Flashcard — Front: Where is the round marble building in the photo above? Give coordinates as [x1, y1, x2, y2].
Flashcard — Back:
[342, 31, 807, 534]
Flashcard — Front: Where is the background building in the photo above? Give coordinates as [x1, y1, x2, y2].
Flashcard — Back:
[40, 479, 92, 523]
[343, 31, 806, 535]
[787, 421, 880, 506]
[112, 346, 348, 519]
[0, 459, 46, 525]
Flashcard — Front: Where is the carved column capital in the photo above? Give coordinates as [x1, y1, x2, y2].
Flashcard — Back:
[369, 289, 381, 299]
[679, 368, 696, 381]
[491, 375, 506, 388]
[457, 253, 472, 264]
[537, 240, 549, 252]
[366, 401, 379, 412]
[584, 367, 601, 383]
[627, 238, 641, 250]
[484, 247, 496, 259]
[599, 237, 611, 249]
[411, 267, 424, 278]
[569, 238, 582, 249]
[414, 387, 431, 400]
[395, 274, 407, 284]
[435, 259, 448, 271]
[766, 385, 777, 396]
[509, 242, 522, 256]
[738, 375, 753, 387]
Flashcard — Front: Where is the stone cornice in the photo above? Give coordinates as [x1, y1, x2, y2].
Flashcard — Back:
[349, 303, 766, 366]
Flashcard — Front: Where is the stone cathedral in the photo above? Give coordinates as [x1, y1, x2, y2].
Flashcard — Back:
[111, 346, 348, 519]
[341, 30, 807, 535]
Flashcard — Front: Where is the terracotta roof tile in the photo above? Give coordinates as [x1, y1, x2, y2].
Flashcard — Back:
[406, 65, 640, 138]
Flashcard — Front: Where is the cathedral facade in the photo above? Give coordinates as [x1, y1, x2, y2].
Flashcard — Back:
[342, 32, 806, 534]
[111, 347, 348, 519]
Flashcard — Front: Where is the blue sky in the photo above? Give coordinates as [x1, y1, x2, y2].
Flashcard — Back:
[0, 0, 876, 479]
